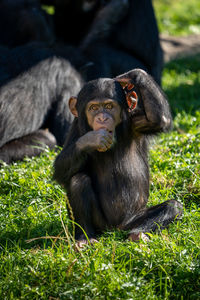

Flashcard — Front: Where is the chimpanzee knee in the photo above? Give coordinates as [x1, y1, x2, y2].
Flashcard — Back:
[164, 199, 183, 220]
[127, 200, 183, 235]
[150, 199, 183, 230]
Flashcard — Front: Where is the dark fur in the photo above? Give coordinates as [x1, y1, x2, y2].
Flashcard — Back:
[0, 42, 88, 88]
[44, 0, 163, 84]
[0, 0, 54, 47]
[0, 130, 56, 164]
[0, 44, 85, 164]
[53, 69, 183, 241]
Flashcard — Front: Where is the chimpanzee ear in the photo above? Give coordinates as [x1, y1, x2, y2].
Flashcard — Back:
[126, 91, 138, 111]
[69, 96, 78, 117]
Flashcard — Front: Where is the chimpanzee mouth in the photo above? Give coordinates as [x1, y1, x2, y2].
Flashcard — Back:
[97, 127, 113, 134]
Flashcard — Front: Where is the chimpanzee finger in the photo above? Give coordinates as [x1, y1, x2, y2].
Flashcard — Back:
[97, 147, 107, 152]
[97, 143, 109, 151]
[104, 133, 113, 145]
[100, 139, 111, 149]
[98, 129, 113, 145]
[98, 138, 112, 151]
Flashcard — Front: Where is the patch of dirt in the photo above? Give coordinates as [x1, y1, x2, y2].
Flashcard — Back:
[160, 34, 200, 62]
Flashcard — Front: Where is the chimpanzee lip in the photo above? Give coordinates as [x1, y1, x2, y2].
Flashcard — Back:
[97, 127, 113, 134]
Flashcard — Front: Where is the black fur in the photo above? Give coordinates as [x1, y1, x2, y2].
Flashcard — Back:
[0, 130, 56, 164]
[0, 44, 85, 164]
[53, 69, 183, 241]
[44, 0, 163, 84]
[0, 0, 54, 47]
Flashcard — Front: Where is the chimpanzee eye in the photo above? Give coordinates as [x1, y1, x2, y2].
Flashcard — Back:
[90, 104, 99, 111]
[105, 103, 113, 110]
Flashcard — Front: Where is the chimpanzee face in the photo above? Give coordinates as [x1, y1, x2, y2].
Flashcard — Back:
[69, 77, 134, 138]
[69, 77, 126, 136]
[85, 98, 122, 133]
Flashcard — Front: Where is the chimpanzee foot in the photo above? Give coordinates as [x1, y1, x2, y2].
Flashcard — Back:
[128, 232, 149, 242]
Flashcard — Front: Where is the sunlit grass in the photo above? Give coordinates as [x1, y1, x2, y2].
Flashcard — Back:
[153, 0, 200, 36]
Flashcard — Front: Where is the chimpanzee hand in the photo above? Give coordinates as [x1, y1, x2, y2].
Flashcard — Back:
[76, 129, 113, 152]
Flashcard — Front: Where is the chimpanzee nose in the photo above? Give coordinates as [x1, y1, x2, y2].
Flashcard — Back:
[97, 113, 109, 123]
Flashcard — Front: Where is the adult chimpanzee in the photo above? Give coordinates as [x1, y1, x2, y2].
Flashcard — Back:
[0, 44, 85, 164]
[0, 0, 54, 47]
[41, 0, 163, 84]
[53, 68, 183, 246]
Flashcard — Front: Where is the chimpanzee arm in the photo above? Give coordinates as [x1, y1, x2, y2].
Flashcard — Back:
[53, 120, 88, 185]
[116, 69, 172, 134]
[80, 0, 129, 50]
[53, 121, 112, 184]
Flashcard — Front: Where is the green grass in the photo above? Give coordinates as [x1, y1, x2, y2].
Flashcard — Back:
[1, 1, 200, 299]
[153, 0, 200, 36]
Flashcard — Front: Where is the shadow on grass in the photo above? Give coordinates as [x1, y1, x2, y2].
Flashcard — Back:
[166, 79, 200, 116]
[169, 268, 200, 299]
[165, 54, 200, 74]
[163, 54, 200, 116]
[182, 189, 200, 209]
[0, 219, 69, 250]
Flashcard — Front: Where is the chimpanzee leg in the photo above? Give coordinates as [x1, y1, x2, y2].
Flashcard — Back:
[121, 200, 183, 238]
[68, 173, 106, 241]
[0, 129, 56, 164]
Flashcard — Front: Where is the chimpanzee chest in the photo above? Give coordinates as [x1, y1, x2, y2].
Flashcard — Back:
[89, 147, 149, 227]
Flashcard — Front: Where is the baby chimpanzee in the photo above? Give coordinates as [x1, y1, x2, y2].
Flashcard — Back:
[54, 69, 183, 246]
